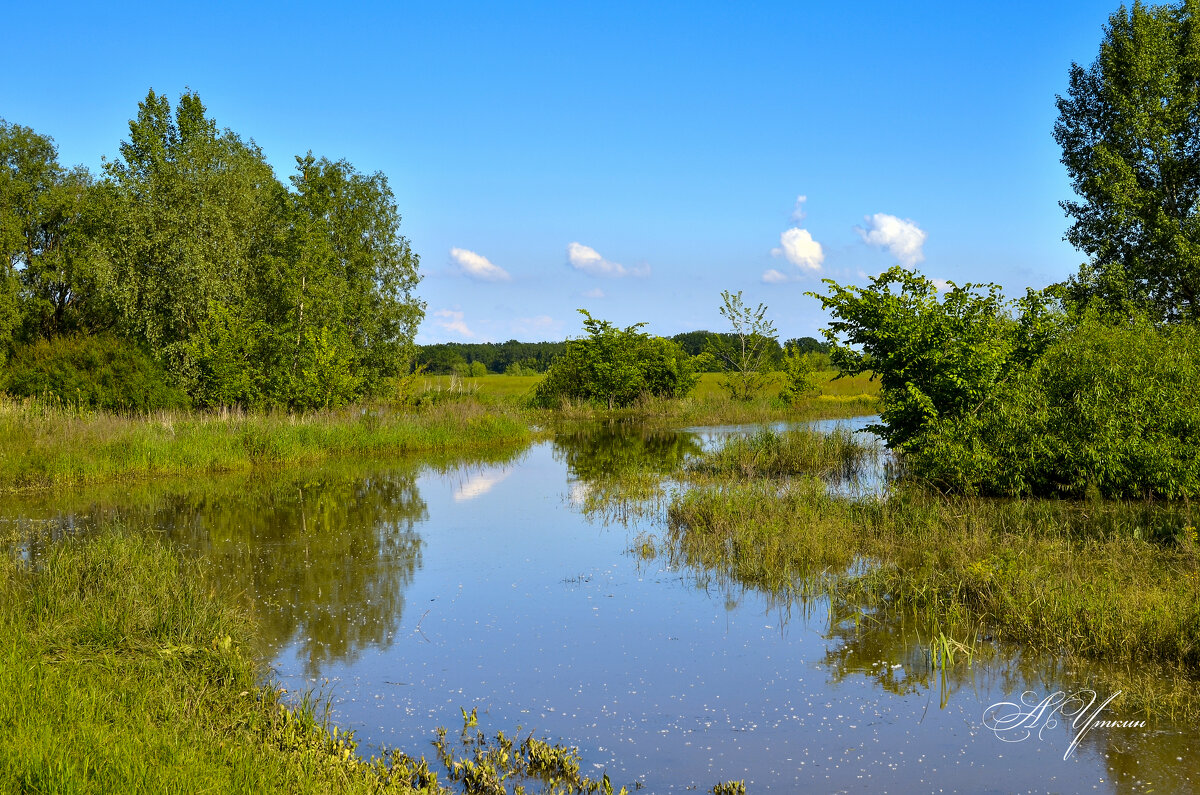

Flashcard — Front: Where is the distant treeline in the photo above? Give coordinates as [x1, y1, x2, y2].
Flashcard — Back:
[416, 333, 829, 375]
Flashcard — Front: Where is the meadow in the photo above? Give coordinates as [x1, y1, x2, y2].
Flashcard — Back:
[0, 371, 878, 492]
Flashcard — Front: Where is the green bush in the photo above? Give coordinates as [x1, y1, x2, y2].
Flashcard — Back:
[912, 313, 1200, 498]
[533, 310, 699, 409]
[813, 268, 1200, 499]
[2, 334, 189, 411]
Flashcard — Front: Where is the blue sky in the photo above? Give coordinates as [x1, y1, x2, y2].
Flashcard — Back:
[3, 1, 1120, 343]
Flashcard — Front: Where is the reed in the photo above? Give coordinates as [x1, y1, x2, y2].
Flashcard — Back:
[0, 394, 531, 492]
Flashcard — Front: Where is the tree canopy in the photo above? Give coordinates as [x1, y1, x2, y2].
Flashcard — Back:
[1055, 0, 1200, 320]
[0, 90, 424, 409]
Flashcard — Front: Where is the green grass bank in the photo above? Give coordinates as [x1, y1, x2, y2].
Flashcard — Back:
[0, 396, 532, 492]
[0, 532, 658, 794]
[0, 532, 443, 794]
[0, 370, 878, 492]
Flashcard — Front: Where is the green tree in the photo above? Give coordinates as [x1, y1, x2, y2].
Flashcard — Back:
[808, 267, 1058, 452]
[100, 90, 278, 365]
[0, 121, 109, 359]
[707, 290, 778, 400]
[277, 153, 424, 402]
[1055, 0, 1200, 320]
[533, 310, 698, 409]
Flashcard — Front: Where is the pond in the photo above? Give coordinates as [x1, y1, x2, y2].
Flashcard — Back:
[5, 420, 1196, 792]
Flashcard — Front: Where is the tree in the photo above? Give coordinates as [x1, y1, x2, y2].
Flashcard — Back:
[706, 290, 778, 400]
[533, 310, 698, 409]
[808, 267, 1058, 451]
[100, 90, 278, 362]
[1055, 0, 1200, 320]
[777, 343, 820, 406]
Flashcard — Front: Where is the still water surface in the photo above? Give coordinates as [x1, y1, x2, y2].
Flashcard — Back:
[6, 420, 1197, 793]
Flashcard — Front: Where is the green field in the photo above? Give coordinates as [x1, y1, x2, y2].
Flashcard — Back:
[418, 370, 879, 402]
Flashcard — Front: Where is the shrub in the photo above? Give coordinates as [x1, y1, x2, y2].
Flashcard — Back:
[2, 333, 189, 411]
[911, 313, 1200, 498]
[532, 310, 699, 409]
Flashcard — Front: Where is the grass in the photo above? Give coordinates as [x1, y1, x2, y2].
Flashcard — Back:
[661, 475, 1200, 718]
[0, 531, 435, 793]
[687, 426, 871, 481]
[420, 371, 880, 425]
[0, 394, 532, 492]
[0, 369, 877, 492]
[0, 531, 647, 794]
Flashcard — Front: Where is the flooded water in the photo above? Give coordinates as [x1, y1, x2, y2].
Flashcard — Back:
[5, 422, 1197, 792]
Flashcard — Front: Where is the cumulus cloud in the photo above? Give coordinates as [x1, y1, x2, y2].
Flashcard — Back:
[791, 194, 808, 223]
[432, 308, 476, 338]
[582, 287, 606, 299]
[567, 242, 647, 277]
[762, 268, 790, 284]
[856, 213, 927, 267]
[930, 278, 952, 292]
[771, 227, 825, 271]
[450, 247, 511, 282]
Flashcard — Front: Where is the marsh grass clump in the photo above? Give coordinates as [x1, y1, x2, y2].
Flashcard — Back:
[688, 427, 871, 481]
[666, 479, 860, 594]
[664, 481, 1200, 717]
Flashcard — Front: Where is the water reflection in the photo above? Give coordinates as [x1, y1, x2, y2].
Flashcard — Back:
[2, 446, 528, 675]
[3, 422, 1197, 791]
[552, 422, 705, 481]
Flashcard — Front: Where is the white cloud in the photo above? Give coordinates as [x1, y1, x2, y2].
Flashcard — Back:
[567, 242, 648, 277]
[450, 247, 511, 282]
[930, 278, 953, 292]
[762, 268, 790, 284]
[432, 308, 476, 338]
[791, 194, 808, 223]
[771, 227, 825, 271]
[856, 213, 927, 267]
[582, 287, 606, 299]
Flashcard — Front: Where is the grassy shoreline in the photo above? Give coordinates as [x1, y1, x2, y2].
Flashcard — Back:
[0, 371, 879, 492]
[1, 532, 648, 794]
[651, 428, 1200, 718]
[0, 397, 534, 492]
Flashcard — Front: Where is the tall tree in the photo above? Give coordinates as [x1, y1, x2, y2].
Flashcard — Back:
[0, 121, 110, 354]
[1055, 0, 1200, 320]
[706, 290, 778, 400]
[100, 90, 279, 383]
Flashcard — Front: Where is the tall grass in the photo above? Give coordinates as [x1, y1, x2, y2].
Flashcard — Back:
[663, 482, 1200, 716]
[0, 532, 445, 793]
[688, 427, 871, 480]
[0, 394, 532, 492]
